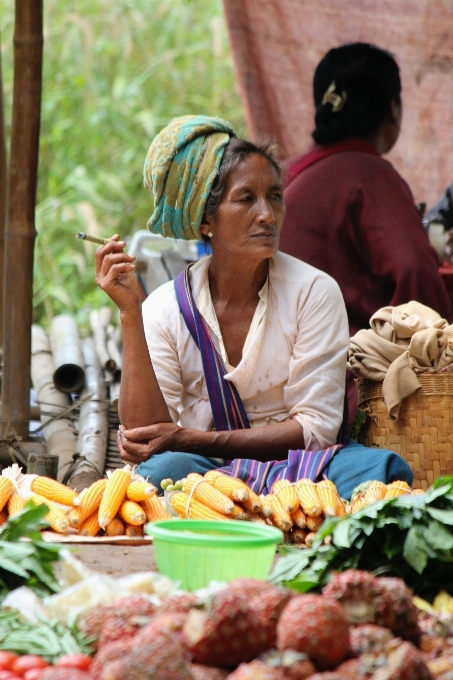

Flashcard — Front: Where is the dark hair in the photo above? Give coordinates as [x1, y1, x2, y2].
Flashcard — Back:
[203, 137, 283, 219]
[312, 43, 401, 146]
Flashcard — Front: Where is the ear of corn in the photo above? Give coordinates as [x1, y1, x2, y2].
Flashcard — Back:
[351, 495, 368, 512]
[31, 476, 79, 506]
[259, 495, 273, 518]
[294, 479, 322, 516]
[363, 481, 387, 503]
[316, 479, 339, 517]
[98, 469, 132, 529]
[126, 481, 156, 502]
[273, 480, 299, 514]
[205, 473, 250, 503]
[79, 510, 101, 536]
[241, 489, 263, 514]
[105, 517, 126, 536]
[7, 492, 25, 517]
[290, 528, 307, 544]
[248, 513, 267, 524]
[0, 509, 8, 525]
[305, 531, 317, 547]
[306, 513, 324, 532]
[30, 493, 69, 533]
[291, 507, 307, 529]
[76, 478, 108, 523]
[266, 494, 293, 532]
[68, 507, 83, 528]
[0, 478, 14, 512]
[183, 473, 235, 515]
[230, 503, 251, 521]
[170, 491, 229, 521]
[411, 488, 425, 495]
[335, 497, 347, 517]
[125, 523, 144, 537]
[384, 480, 411, 499]
[141, 494, 171, 522]
[119, 500, 146, 525]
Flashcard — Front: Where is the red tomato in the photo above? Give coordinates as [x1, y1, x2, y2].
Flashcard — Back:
[11, 657, 50, 676]
[23, 670, 46, 680]
[0, 653, 19, 670]
[55, 654, 92, 671]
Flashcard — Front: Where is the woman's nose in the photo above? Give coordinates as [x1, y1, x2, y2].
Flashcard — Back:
[256, 197, 274, 223]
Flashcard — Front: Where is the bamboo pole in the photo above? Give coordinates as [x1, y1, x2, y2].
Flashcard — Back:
[49, 314, 85, 393]
[0, 39, 8, 351]
[31, 325, 78, 481]
[67, 337, 108, 490]
[1, 1, 43, 441]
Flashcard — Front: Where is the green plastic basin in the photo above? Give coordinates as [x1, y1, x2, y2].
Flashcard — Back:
[145, 519, 283, 591]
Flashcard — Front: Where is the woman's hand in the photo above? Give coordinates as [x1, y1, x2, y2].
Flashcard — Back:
[95, 234, 144, 311]
[117, 422, 185, 465]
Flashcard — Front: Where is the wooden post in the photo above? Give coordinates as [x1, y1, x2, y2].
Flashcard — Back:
[0, 40, 7, 351]
[1, 1, 43, 441]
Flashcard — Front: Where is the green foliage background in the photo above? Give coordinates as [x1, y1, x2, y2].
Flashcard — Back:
[0, 0, 245, 327]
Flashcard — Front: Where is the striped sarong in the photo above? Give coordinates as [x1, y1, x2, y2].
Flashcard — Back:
[174, 265, 343, 492]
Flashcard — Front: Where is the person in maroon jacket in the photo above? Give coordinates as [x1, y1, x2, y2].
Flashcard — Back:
[279, 42, 452, 421]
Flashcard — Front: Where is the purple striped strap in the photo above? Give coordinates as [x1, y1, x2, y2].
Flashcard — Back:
[216, 445, 342, 494]
[174, 266, 250, 432]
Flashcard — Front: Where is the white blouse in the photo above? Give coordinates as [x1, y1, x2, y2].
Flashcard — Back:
[142, 251, 349, 450]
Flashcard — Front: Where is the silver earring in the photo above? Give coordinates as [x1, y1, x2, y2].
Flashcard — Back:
[208, 232, 213, 238]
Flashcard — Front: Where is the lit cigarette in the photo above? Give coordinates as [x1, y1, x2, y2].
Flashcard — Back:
[75, 232, 112, 245]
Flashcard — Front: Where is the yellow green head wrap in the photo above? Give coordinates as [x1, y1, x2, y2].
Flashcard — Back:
[143, 114, 236, 241]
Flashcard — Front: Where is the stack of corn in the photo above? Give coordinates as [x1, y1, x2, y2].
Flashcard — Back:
[168, 472, 424, 546]
[0, 465, 171, 537]
[348, 479, 424, 513]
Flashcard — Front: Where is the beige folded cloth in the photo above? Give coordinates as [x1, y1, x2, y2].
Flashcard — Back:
[348, 301, 453, 419]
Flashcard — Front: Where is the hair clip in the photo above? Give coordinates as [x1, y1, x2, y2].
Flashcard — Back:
[321, 81, 347, 112]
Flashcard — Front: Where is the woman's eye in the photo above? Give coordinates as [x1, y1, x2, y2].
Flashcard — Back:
[271, 193, 283, 201]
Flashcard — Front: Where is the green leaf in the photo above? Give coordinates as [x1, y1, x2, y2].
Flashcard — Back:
[424, 521, 453, 551]
[426, 508, 453, 525]
[403, 526, 428, 574]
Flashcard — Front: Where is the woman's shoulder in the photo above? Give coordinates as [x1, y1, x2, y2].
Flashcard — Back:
[271, 251, 341, 292]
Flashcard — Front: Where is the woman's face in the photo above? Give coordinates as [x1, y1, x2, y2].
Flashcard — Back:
[201, 153, 285, 261]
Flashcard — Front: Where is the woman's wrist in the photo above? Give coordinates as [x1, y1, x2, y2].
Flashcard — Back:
[175, 427, 217, 453]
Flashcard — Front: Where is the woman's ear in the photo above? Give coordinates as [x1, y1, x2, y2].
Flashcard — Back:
[199, 215, 213, 237]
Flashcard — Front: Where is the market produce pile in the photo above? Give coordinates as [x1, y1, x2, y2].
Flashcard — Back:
[0, 465, 170, 539]
[2, 478, 453, 677]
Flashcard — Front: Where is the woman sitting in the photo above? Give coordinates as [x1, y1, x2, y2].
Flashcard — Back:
[279, 43, 452, 421]
[95, 115, 412, 500]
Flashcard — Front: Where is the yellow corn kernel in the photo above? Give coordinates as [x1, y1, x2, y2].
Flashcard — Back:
[335, 497, 347, 517]
[411, 488, 425, 495]
[170, 491, 229, 521]
[306, 513, 324, 532]
[204, 473, 250, 503]
[0, 509, 8, 525]
[141, 494, 171, 522]
[291, 507, 307, 529]
[7, 492, 25, 517]
[126, 480, 157, 502]
[305, 531, 317, 547]
[248, 513, 267, 524]
[105, 517, 126, 537]
[316, 479, 339, 517]
[119, 500, 146, 526]
[183, 473, 235, 515]
[272, 480, 299, 514]
[266, 494, 293, 532]
[30, 493, 69, 533]
[0, 478, 14, 512]
[98, 469, 132, 529]
[76, 478, 108, 523]
[125, 523, 144, 537]
[259, 495, 273, 518]
[294, 479, 322, 517]
[350, 495, 368, 513]
[79, 510, 102, 537]
[31, 476, 79, 506]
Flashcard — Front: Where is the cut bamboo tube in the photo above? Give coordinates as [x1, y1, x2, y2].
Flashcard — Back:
[90, 309, 116, 372]
[49, 314, 85, 393]
[31, 325, 78, 481]
[67, 337, 108, 490]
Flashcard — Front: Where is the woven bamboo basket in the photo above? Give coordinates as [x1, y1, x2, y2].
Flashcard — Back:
[357, 374, 453, 490]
